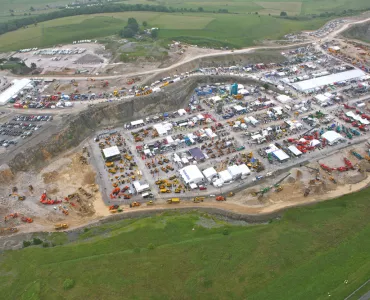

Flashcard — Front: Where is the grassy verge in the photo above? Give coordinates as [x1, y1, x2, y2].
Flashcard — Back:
[1, 187, 370, 299]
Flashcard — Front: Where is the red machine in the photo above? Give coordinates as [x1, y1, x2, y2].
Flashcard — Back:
[344, 158, 354, 170]
[40, 192, 62, 205]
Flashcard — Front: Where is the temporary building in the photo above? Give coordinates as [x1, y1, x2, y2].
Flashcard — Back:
[213, 178, 224, 187]
[179, 165, 204, 184]
[239, 164, 251, 178]
[310, 139, 321, 147]
[218, 170, 232, 183]
[315, 94, 329, 103]
[132, 181, 150, 193]
[205, 128, 217, 138]
[321, 131, 343, 145]
[293, 69, 365, 92]
[131, 119, 144, 127]
[102, 146, 121, 161]
[227, 165, 242, 179]
[178, 108, 187, 116]
[273, 149, 290, 161]
[166, 136, 174, 144]
[154, 122, 173, 136]
[210, 95, 221, 103]
[203, 167, 217, 182]
[276, 95, 292, 103]
[0, 79, 32, 106]
[189, 147, 205, 161]
[288, 145, 302, 156]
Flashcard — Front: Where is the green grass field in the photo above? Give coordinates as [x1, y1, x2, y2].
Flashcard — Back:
[1, 187, 370, 299]
[0, 11, 329, 51]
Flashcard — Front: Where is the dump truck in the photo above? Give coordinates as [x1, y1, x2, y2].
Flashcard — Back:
[108, 168, 117, 174]
[167, 198, 180, 204]
[54, 223, 68, 230]
[160, 189, 171, 193]
[193, 197, 205, 203]
[105, 162, 114, 167]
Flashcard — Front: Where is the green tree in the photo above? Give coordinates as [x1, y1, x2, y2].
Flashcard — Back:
[31, 62, 37, 69]
[280, 11, 287, 17]
[30, 6, 35, 11]
[151, 29, 158, 39]
[198, 7, 204, 12]
[143, 21, 147, 27]
[121, 27, 134, 38]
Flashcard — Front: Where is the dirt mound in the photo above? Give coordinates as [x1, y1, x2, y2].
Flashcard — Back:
[342, 21, 370, 42]
[359, 160, 370, 172]
[0, 164, 14, 183]
[42, 171, 59, 184]
[75, 54, 103, 64]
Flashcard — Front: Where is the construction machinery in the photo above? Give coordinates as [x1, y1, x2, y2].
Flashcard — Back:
[216, 196, 226, 201]
[40, 192, 62, 205]
[193, 197, 205, 203]
[54, 223, 68, 230]
[21, 216, 33, 223]
[228, 192, 235, 197]
[273, 173, 291, 187]
[0, 227, 18, 235]
[329, 176, 337, 184]
[167, 198, 180, 204]
[129, 202, 141, 208]
[147, 201, 154, 206]
[109, 204, 119, 210]
[108, 168, 117, 174]
[351, 151, 363, 160]
[275, 186, 283, 192]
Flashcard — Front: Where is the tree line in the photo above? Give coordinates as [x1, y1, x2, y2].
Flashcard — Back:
[0, 3, 229, 37]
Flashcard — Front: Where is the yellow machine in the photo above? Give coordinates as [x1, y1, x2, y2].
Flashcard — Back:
[193, 197, 205, 203]
[108, 168, 117, 174]
[167, 198, 180, 204]
[54, 223, 68, 230]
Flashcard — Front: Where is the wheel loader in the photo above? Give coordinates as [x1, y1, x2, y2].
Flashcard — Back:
[54, 223, 68, 230]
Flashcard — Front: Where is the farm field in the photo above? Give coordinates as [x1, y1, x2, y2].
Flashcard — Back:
[0, 11, 327, 51]
[124, 0, 370, 15]
[1, 188, 370, 299]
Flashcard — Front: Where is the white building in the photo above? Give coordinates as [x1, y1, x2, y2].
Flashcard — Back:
[202, 167, 217, 182]
[179, 165, 204, 184]
[218, 170, 232, 183]
[321, 131, 344, 145]
[293, 69, 365, 93]
[102, 146, 121, 161]
[0, 79, 32, 106]
[227, 165, 242, 180]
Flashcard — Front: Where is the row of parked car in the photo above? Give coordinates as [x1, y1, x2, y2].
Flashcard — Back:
[12, 115, 53, 122]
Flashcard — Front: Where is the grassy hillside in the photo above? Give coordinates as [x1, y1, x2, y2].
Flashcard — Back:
[1, 187, 370, 299]
[0, 11, 327, 51]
